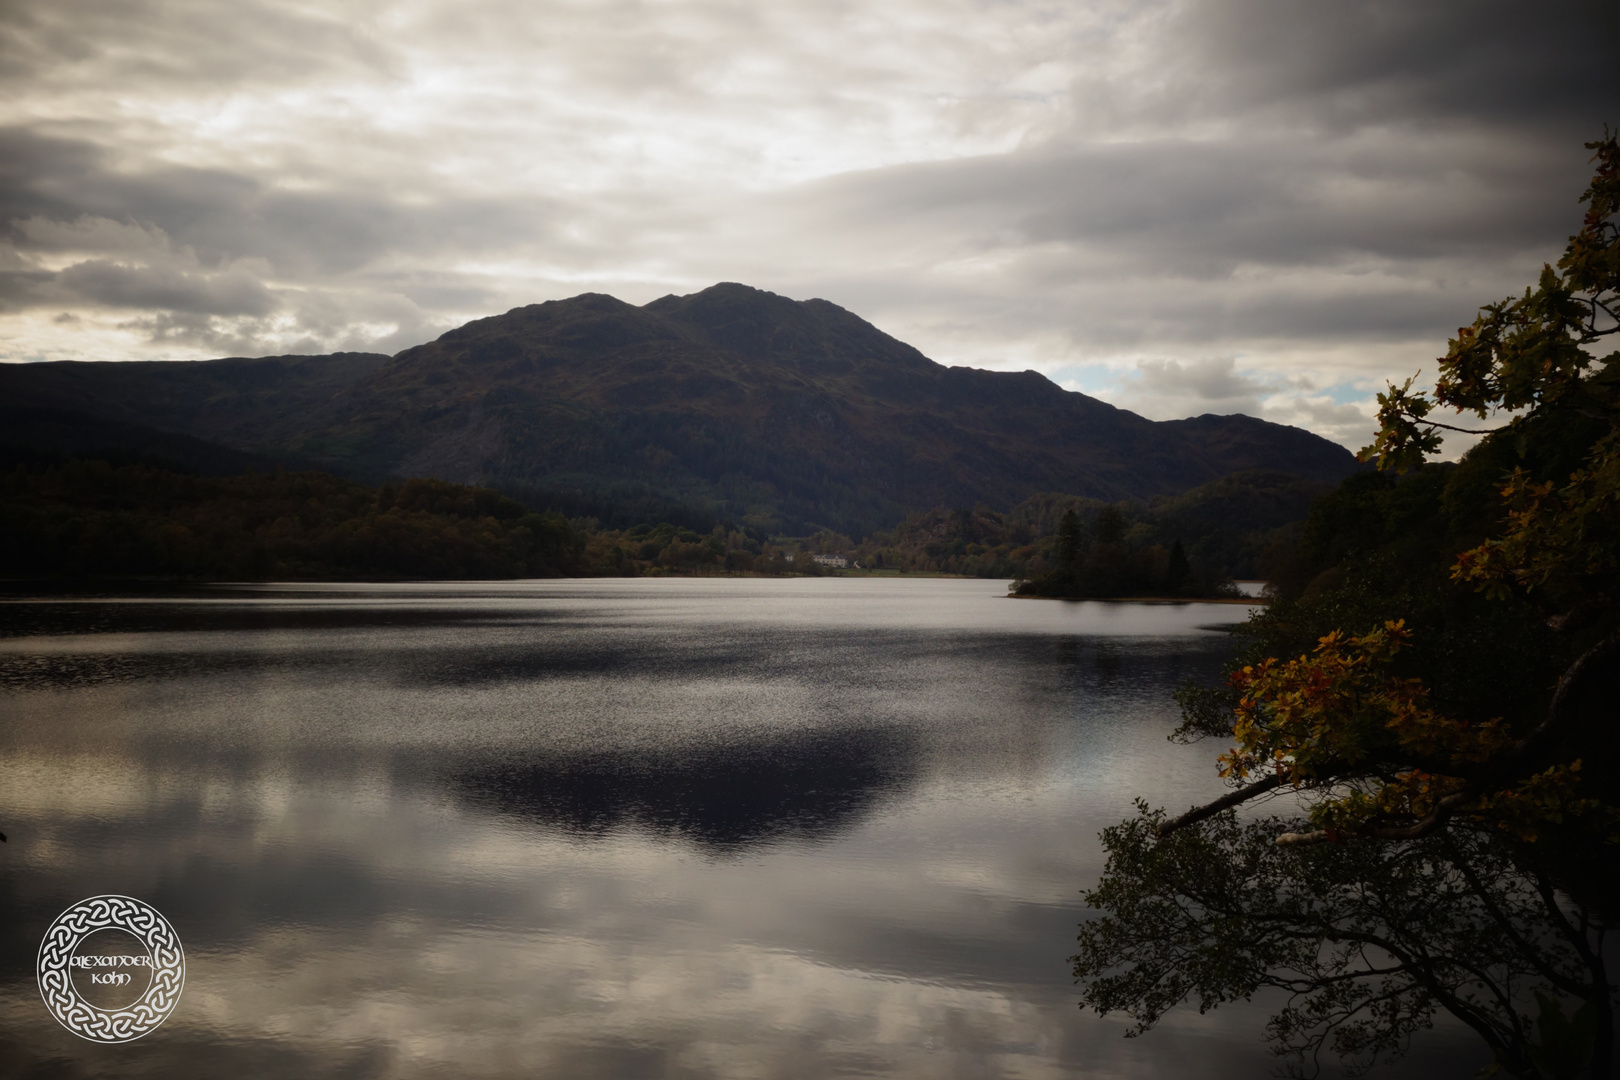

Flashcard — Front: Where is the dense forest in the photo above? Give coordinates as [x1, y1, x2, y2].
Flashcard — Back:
[0, 452, 832, 580]
[1073, 133, 1620, 1079]
[751, 467, 1326, 592]
[0, 445, 1316, 587]
[1009, 500, 1237, 600]
[0, 459, 583, 580]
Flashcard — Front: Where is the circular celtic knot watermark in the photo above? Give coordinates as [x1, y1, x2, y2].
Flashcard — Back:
[38, 895, 185, 1042]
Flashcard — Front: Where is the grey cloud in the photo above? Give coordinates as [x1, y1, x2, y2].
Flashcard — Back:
[1105, 357, 1270, 421]
[0, 0, 397, 94]
[0, 119, 579, 354]
[802, 132, 1585, 276]
[54, 260, 278, 316]
[121, 311, 306, 356]
[1162, 0, 1620, 136]
[781, 0, 1620, 329]
[0, 126, 568, 278]
[758, 110, 1605, 364]
[1085, 357, 1379, 448]
[1135, 358, 1270, 404]
[0, 0, 1613, 444]
[366, 273, 504, 314]
[1264, 397, 1381, 453]
[16, 215, 173, 254]
[0, 268, 54, 311]
[279, 288, 454, 354]
[0, 129, 107, 226]
[363, 318, 457, 355]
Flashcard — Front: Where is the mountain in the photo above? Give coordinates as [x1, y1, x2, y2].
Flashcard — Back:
[0, 283, 1359, 535]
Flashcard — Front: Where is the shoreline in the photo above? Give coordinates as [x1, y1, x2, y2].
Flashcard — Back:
[1004, 593, 1265, 605]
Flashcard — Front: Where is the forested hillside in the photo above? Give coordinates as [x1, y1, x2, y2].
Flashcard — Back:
[1, 447, 1322, 587]
[0, 283, 1358, 537]
[0, 460, 582, 580]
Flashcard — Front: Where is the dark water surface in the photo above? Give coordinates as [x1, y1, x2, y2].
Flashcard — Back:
[0, 578, 1476, 1078]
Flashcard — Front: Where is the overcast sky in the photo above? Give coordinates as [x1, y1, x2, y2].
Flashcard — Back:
[2, 0, 1616, 447]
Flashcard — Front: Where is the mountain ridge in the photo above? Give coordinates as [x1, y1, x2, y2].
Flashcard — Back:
[0, 283, 1359, 534]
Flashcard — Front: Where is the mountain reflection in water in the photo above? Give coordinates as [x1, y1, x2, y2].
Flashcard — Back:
[454, 726, 917, 850]
[0, 579, 1479, 1078]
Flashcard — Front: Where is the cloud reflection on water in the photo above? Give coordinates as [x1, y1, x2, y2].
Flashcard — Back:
[0, 579, 1476, 1078]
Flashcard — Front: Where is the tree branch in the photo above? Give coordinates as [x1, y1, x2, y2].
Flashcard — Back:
[1450, 845, 1592, 997]
[1572, 294, 1619, 336]
[1412, 416, 1510, 435]
[1515, 629, 1620, 765]
[1156, 773, 1283, 838]
[1275, 792, 1473, 847]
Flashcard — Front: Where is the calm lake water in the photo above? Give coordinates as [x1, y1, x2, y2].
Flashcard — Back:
[0, 578, 1477, 1078]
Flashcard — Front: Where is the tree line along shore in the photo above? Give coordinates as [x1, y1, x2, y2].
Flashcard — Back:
[0, 447, 1324, 594]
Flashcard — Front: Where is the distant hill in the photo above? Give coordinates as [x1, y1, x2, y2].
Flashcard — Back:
[0, 284, 1359, 535]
